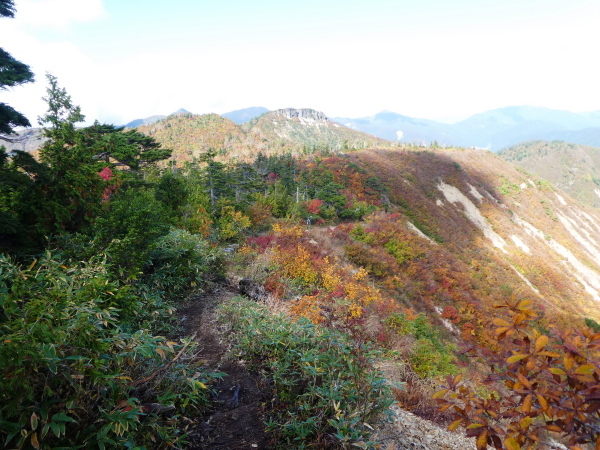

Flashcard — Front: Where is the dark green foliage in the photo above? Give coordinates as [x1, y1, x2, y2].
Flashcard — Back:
[218, 298, 394, 449]
[0, 48, 34, 91]
[155, 170, 189, 217]
[0, 147, 48, 250]
[35, 74, 107, 237]
[0, 18, 34, 138]
[0, 0, 15, 17]
[0, 248, 224, 448]
[79, 122, 172, 171]
[93, 188, 171, 280]
[145, 228, 225, 297]
[585, 317, 600, 333]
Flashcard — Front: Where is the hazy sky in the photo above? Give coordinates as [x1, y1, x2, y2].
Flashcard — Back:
[2, 0, 599, 126]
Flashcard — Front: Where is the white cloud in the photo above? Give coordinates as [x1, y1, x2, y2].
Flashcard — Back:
[17, 0, 107, 29]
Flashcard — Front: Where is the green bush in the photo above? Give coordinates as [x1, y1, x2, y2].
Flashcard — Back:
[217, 298, 395, 449]
[0, 251, 221, 448]
[93, 188, 171, 280]
[385, 313, 457, 379]
[145, 227, 225, 297]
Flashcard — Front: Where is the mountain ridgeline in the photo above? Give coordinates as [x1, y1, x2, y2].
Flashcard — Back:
[335, 106, 600, 151]
[135, 108, 393, 164]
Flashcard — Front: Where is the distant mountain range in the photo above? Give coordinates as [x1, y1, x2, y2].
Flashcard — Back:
[334, 106, 600, 151]
[124, 108, 192, 128]
[222, 106, 270, 124]
[499, 140, 600, 208]
[7, 105, 600, 155]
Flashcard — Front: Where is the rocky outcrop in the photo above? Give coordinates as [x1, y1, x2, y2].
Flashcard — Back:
[276, 108, 329, 122]
[238, 278, 267, 301]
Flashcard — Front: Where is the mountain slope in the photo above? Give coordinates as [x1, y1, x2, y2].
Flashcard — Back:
[499, 140, 600, 207]
[135, 113, 248, 164]
[135, 108, 393, 163]
[246, 108, 391, 150]
[0, 128, 45, 153]
[343, 147, 600, 322]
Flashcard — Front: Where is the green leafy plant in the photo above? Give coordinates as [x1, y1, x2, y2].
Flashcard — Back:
[0, 250, 222, 448]
[386, 312, 457, 379]
[217, 297, 395, 449]
[145, 227, 225, 297]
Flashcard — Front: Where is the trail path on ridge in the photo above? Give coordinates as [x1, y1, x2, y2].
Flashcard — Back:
[177, 285, 273, 449]
[176, 282, 478, 450]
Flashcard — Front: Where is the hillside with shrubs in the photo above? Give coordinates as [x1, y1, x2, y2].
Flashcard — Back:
[3, 75, 600, 449]
[500, 140, 600, 208]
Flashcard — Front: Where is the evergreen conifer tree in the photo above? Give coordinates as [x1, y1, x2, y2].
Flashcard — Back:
[0, 0, 35, 141]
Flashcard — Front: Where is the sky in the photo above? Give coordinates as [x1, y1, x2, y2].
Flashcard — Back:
[2, 0, 600, 126]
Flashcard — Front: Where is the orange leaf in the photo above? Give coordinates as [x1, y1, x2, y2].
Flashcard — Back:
[575, 364, 596, 375]
[535, 335, 548, 352]
[493, 318, 511, 327]
[31, 433, 40, 450]
[517, 373, 532, 389]
[538, 351, 561, 358]
[505, 437, 521, 450]
[514, 313, 527, 325]
[564, 354, 574, 372]
[454, 373, 463, 385]
[448, 418, 463, 431]
[516, 299, 532, 309]
[496, 327, 510, 336]
[519, 416, 532, 429]
[433, 388, 449, 399]
[522, 395, 532, 414]
[507, 354, 528, 364]
[477, 430, 488, 449]
[536, 394, 548, 412]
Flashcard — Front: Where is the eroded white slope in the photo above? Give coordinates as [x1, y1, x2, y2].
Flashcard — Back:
[437, 181, 507, 253]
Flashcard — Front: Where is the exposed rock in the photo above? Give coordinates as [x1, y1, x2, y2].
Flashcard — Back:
[374, 405, 477, 450]
[276, 108, 329, 122]
[238, 278, 267, 301]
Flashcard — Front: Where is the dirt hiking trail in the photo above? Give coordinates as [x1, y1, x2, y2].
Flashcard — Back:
[177, 285, 273, 449]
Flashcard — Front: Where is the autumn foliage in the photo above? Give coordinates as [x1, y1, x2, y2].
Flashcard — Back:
[436, 297, 600, 450]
